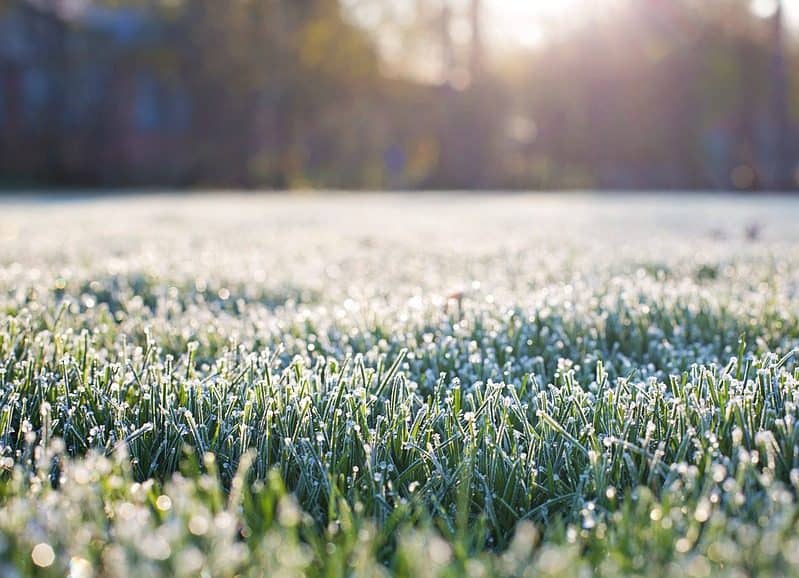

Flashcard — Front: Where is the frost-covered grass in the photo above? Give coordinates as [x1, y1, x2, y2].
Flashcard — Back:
[2, 193, 799, 577]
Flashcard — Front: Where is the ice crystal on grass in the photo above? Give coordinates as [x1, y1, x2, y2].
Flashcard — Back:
[1, 195, 799, 576]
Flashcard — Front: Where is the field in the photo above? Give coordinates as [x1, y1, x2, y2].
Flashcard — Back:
[2, 193, 799, 577]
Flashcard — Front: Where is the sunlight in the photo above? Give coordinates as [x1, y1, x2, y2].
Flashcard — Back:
[750, 0, 780, 18]
[486, 0, 585, 49]
[487, 0, 799, 49]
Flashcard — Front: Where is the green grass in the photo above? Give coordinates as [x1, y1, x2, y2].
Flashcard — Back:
[1, 194, 799, 577]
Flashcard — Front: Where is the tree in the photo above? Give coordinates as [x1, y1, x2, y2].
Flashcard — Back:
[770, 0, 791, 189]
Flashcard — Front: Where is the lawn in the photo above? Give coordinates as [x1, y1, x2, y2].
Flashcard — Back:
[1, 193, 799, 577]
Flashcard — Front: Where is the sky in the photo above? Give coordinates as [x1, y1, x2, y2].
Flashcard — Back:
[345, 0, 799, 53]
[485, 0, 799, 47]
[485, 0, 585, 49]
[486, 0, 799, 49]
[343, 0, 799, 82]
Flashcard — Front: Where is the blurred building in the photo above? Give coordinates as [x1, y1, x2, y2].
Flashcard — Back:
[0, 1, 188, 184]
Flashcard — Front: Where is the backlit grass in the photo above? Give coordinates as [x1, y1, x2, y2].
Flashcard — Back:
[1, 194, 799, 577]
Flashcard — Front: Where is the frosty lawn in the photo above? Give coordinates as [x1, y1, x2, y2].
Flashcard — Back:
[1, 194, 799, 577]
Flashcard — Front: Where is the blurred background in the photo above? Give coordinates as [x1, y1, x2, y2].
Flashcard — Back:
[1, 0, 798, 191]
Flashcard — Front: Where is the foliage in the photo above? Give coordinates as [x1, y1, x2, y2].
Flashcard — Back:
[0, 0, 796, 189]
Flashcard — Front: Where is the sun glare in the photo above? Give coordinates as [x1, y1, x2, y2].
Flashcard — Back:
[488, 0, 799, 50]
[486, 0, 585, 49]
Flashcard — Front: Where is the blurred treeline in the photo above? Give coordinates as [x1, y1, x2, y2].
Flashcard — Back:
[0, 0, 797, 190]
